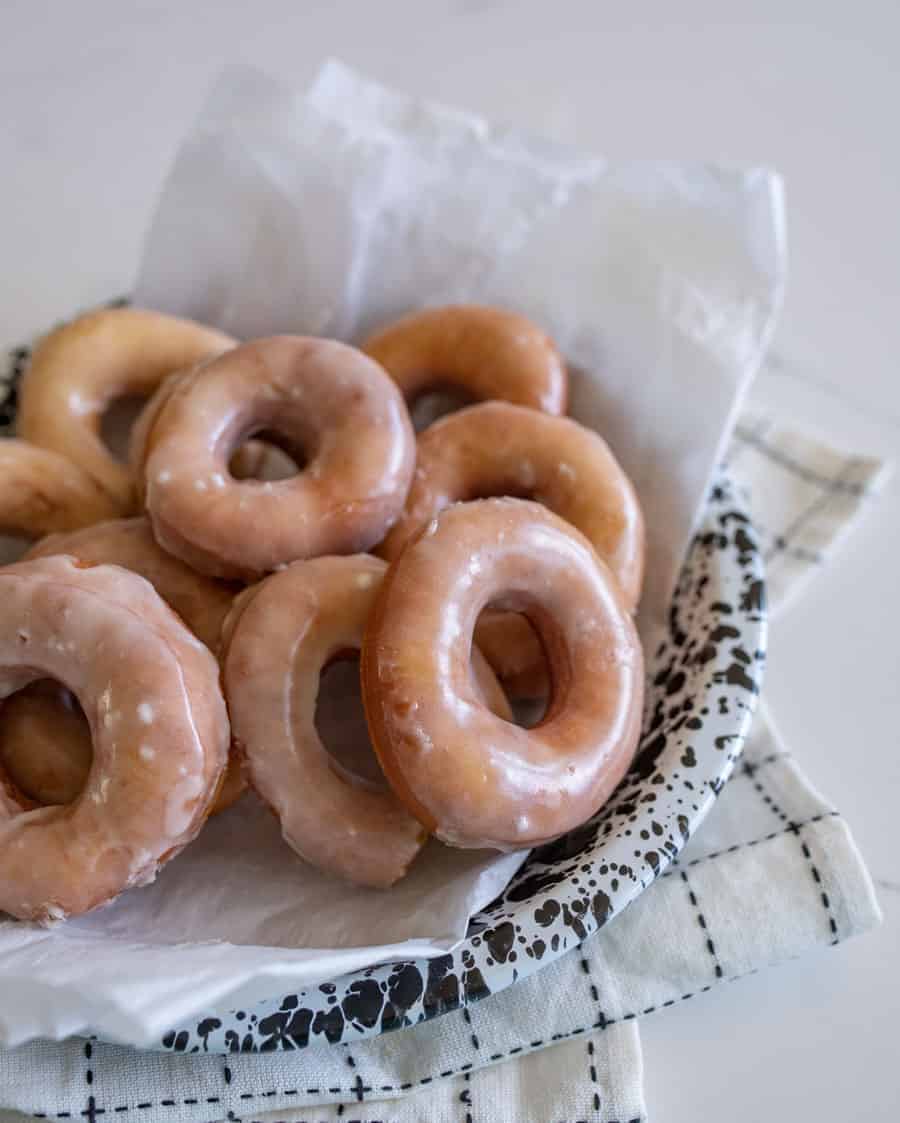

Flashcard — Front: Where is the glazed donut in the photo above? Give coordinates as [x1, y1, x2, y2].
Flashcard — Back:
[0, 439, 120, 536]
[380, 403, 644, 607]
[362, 305, 567, 417]
[26, 517, 235, 652]
[3, 518, 244, 815]
[138, 337, 416, 579]
[222, 554, 511, 888]
[18, 307, 234, 511]
[379, 402, 645, 696]
[130, 370, 293, 496]
[0, 680, 244, 817]
[0, 678, 245, 818]
[362, 499, 644, 850]
[0, 555, 229, 922]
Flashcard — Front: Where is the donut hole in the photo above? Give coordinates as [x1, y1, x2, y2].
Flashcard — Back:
[229, 430, 306, 482]
[315, 653, 388, 792]
[0, 533, 35, 566]
[475, 607, 551, 729]
[466, 482, 535, 504]
[100, 394, 149, 463]
[512, 691, 549, 729]
[409, 385, 477, 432]
[0, 680, 92, 806]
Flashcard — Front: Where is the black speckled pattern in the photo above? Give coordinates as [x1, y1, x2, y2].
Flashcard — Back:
[0, 328, 767, 1055]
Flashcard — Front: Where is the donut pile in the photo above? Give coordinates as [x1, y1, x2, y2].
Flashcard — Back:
[0, 304, 645, 922]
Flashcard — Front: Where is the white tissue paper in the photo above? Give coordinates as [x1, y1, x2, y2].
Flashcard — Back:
[0, 59, 785, 1048]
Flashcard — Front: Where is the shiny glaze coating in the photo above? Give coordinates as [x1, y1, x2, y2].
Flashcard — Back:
[221, 555, 428, 889]
[140, 337, 416, 579]
[10, 519, 244, 815]
[0, 439, 120, 536]
[18, 308, 234, 511]
[379, 402, 645, 697]
[0, 679, 245, 820]
[362, 499, 644, 850]
[362, 305, 567, 415]
[27, 518, 236, 652]
[131, 370, 293, 495]
[380, 403, 645, 606]
[0, 556, 229, 922]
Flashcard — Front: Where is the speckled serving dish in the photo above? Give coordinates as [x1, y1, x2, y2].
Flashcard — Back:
[0, 334, 765, 1055]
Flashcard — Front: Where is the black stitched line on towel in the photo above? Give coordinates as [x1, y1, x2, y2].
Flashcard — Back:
[580, 935, 607, 1113]
[732, 426, 871, 498]
[729, 750, 789, 776]
[764, 458, 864, 564]
[742, 762, 840, 944]
[344, 1048, 364, 1104]
[726, 414, 774, 470]
[741, 514, 824, 565]
[657, 810, 840, 880]
[678, 868, 724, 979]
[587, 1037, 603, 1115]
[461, 998, 480, 1122]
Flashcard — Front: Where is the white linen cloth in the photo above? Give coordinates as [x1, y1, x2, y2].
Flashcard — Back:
[0, 404, 884, 1123]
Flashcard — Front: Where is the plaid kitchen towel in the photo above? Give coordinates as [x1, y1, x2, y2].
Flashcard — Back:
[728, 407, 885, 612]
[0, 408, 886, 1123]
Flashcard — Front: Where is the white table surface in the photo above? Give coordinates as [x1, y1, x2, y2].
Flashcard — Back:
[2, 2, 898, 1118]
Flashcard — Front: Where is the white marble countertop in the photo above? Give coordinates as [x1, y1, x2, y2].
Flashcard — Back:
[2, 2, 898, 1118]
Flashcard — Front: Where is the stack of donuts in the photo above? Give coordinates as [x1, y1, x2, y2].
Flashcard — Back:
[0, 304, 645, 923]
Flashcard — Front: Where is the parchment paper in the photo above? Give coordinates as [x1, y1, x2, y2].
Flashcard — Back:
[0, 60, 786, 1047]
